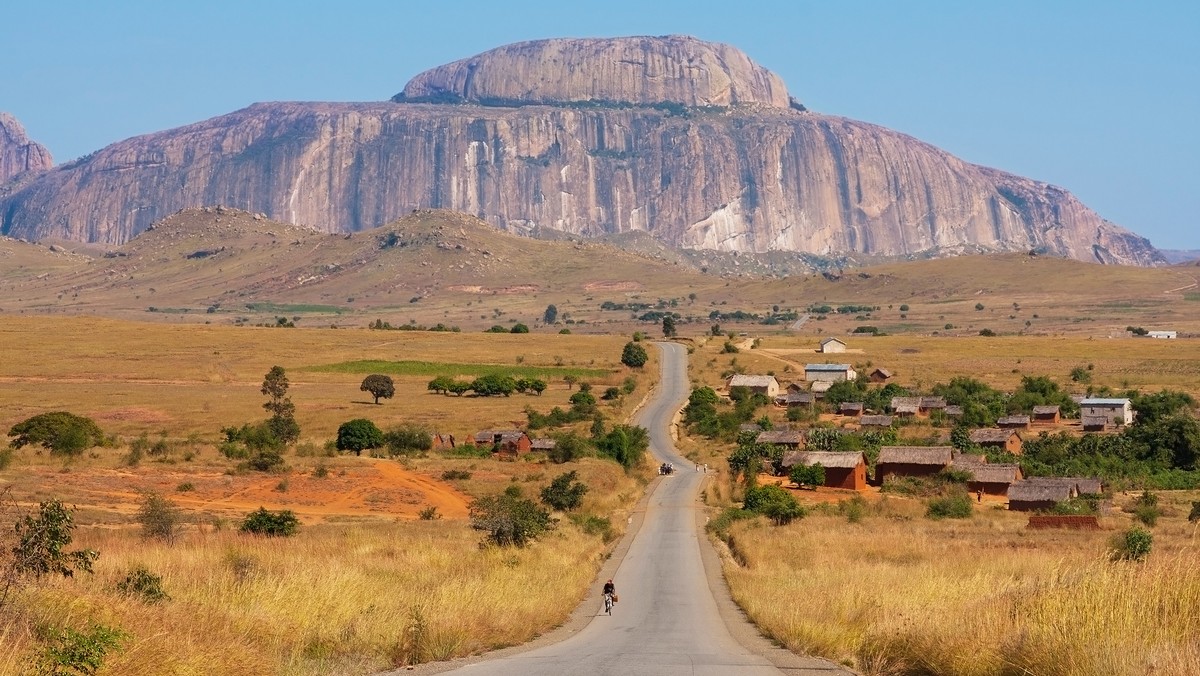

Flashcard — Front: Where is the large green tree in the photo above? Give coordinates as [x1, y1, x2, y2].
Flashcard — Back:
[7, 412, 104, 456]
[360, 374, 395, 405]
[336, 419, 384, 456]
[621, 341, 649, 368]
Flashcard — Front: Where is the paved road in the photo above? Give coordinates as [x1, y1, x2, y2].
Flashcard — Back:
[432, 342, 849, 676]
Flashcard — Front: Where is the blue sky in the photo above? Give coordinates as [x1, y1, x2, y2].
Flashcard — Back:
[4, 1, 1197, 247]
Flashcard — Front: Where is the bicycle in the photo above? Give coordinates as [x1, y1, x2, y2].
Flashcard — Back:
[603, 592, 614, 615]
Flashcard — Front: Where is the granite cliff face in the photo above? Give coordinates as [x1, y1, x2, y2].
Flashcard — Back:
[0, 38, 1163, 265]
[0, 112, 53, 184]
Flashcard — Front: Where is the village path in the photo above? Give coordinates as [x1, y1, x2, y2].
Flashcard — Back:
[399, 342, 851, 676]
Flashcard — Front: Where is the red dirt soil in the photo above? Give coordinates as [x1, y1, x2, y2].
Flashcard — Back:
[17, 458, 470, 525]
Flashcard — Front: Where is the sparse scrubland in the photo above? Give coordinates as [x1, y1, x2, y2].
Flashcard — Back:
[0, 319, 651, 674]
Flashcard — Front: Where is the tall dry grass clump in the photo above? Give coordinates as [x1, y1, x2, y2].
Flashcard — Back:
[720, 504, 1200, 676]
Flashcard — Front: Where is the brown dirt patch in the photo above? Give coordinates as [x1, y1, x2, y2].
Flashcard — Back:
[582, 280, 643, 292]
[15, 458, 469, 525]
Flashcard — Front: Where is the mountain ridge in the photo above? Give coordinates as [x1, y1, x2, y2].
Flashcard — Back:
[0, 37, 1164, 266]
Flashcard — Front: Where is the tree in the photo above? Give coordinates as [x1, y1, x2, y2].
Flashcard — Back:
[563, 374, 579, 390]
[8, 412, 104, 456]
[540, 471, 588, 511]
[469, 485, 553, 547]
[662, 315, 677, 338]
[471, 374, 517, 397]
[261, 366, 299, 444]
[621, 341, 649, 368]
[510, 323, 530, 334]
[543, 304, 558, 324]
[336, 419, 384, 456]
[360, 374, 395, 405]
[596, 425, 649, 469]
[427, 375, 454, 395]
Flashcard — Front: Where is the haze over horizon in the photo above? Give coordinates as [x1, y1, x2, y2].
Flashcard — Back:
[4, 1, 1196, 248]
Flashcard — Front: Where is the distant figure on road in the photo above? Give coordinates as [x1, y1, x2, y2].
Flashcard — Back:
[602, 578, 617, 615]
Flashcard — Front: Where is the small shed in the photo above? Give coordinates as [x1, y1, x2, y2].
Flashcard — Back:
[804, 363, 857, 383]
[530, 438, 557, 452]
[869, 367, 893, 383]
[786, 382, 806, 394]
[876, 446, 954, 483]
[1032, 405, 1061, 424]
[965, 464, 1023, 496]
[839, 402, 865, 416]
[781, 451, 868, 490]
[1081, 415, 1108, 432]
[952, 452, 987, 466]
[756, 430, 805, 449]
[859, 414, 893, 428]
[944, 405, 964, 417]
[919, 397, 948, 413]
[819, 337, 847, 353]
[727, 374, 781, 398]
[810, 380, 834, 396]
[969, 428, 1024, 455]
[997, 415, 1031, 430]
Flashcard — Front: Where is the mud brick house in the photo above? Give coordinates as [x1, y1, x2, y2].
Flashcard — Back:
[838, 402, 864, 416]
[1032, 405, 1061, 424]
[727, 374, 780, 398]
[781, 451, 868, 490]
[859, 414, 893, 428]
[1007, 477, 1103, 511]
[868, 367, 892, 383]
[997, 415, 1031, 430]
[756, 430, 805, 449]
[964, 464, 1023, 496]
[475, 429, 532, 458]
[876, 446, 953, 483]
[1081, 415, 1108, 432]
[969, 428, 1024, 455]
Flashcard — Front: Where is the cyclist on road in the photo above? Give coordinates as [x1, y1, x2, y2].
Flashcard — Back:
[602, 579, 617, 614]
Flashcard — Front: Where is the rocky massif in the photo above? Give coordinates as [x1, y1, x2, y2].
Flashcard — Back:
[0, 36, 1164, 265]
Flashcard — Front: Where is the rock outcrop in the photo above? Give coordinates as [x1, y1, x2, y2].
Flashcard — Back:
[397, 35, 792, 109]
[0, 37, 1163, 266]
[0, 112, 53, 184]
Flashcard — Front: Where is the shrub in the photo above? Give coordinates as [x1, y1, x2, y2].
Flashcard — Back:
[137, 492, 180, 542]
[239, 508, 300, 537]
[926, 491, 973, 519]
[469, 485, 553, 547]
[743, 484, 806, 525]
[839, 495, 868, 523]
[175, 482, 194, 492]
[705, 507, 757, 538]
[789, 464, 825, 489]
[722, 340, 739, 354]
[383, 424, 433, 456]
[7, 412, 104, 456]
[601, 387, 622, 401]
[9, 499, 98, 586]
[35, 624, 127, 676]
[418, 506, 440, 520]
[1189, 501, 1200, 523]
[1111, 526, 1152, 561]
[510, 323, 530, 334]
[243, 449, 285, 473]
[979, 328, 997, 337]
[539, 471, 588, 511]
[115, 566, 170, 603]
[975, 302, 985, 311]
[570, 514, 615, 542]
[336, 418, 384, 456]
[441, 469, 472, 481]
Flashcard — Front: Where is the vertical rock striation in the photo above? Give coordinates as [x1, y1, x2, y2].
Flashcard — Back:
[0, 38, 1163, 265]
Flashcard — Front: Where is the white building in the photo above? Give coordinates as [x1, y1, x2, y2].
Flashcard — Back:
[1079, 398, 1135, 427]
[804, 363, 857, 383]
[819, 337, 847, 353]
[1147, 331, 1177, 339]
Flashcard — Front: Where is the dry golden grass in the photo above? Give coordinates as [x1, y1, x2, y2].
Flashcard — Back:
[0, 316, 650, 441]
[719, 494, 1200, 676]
